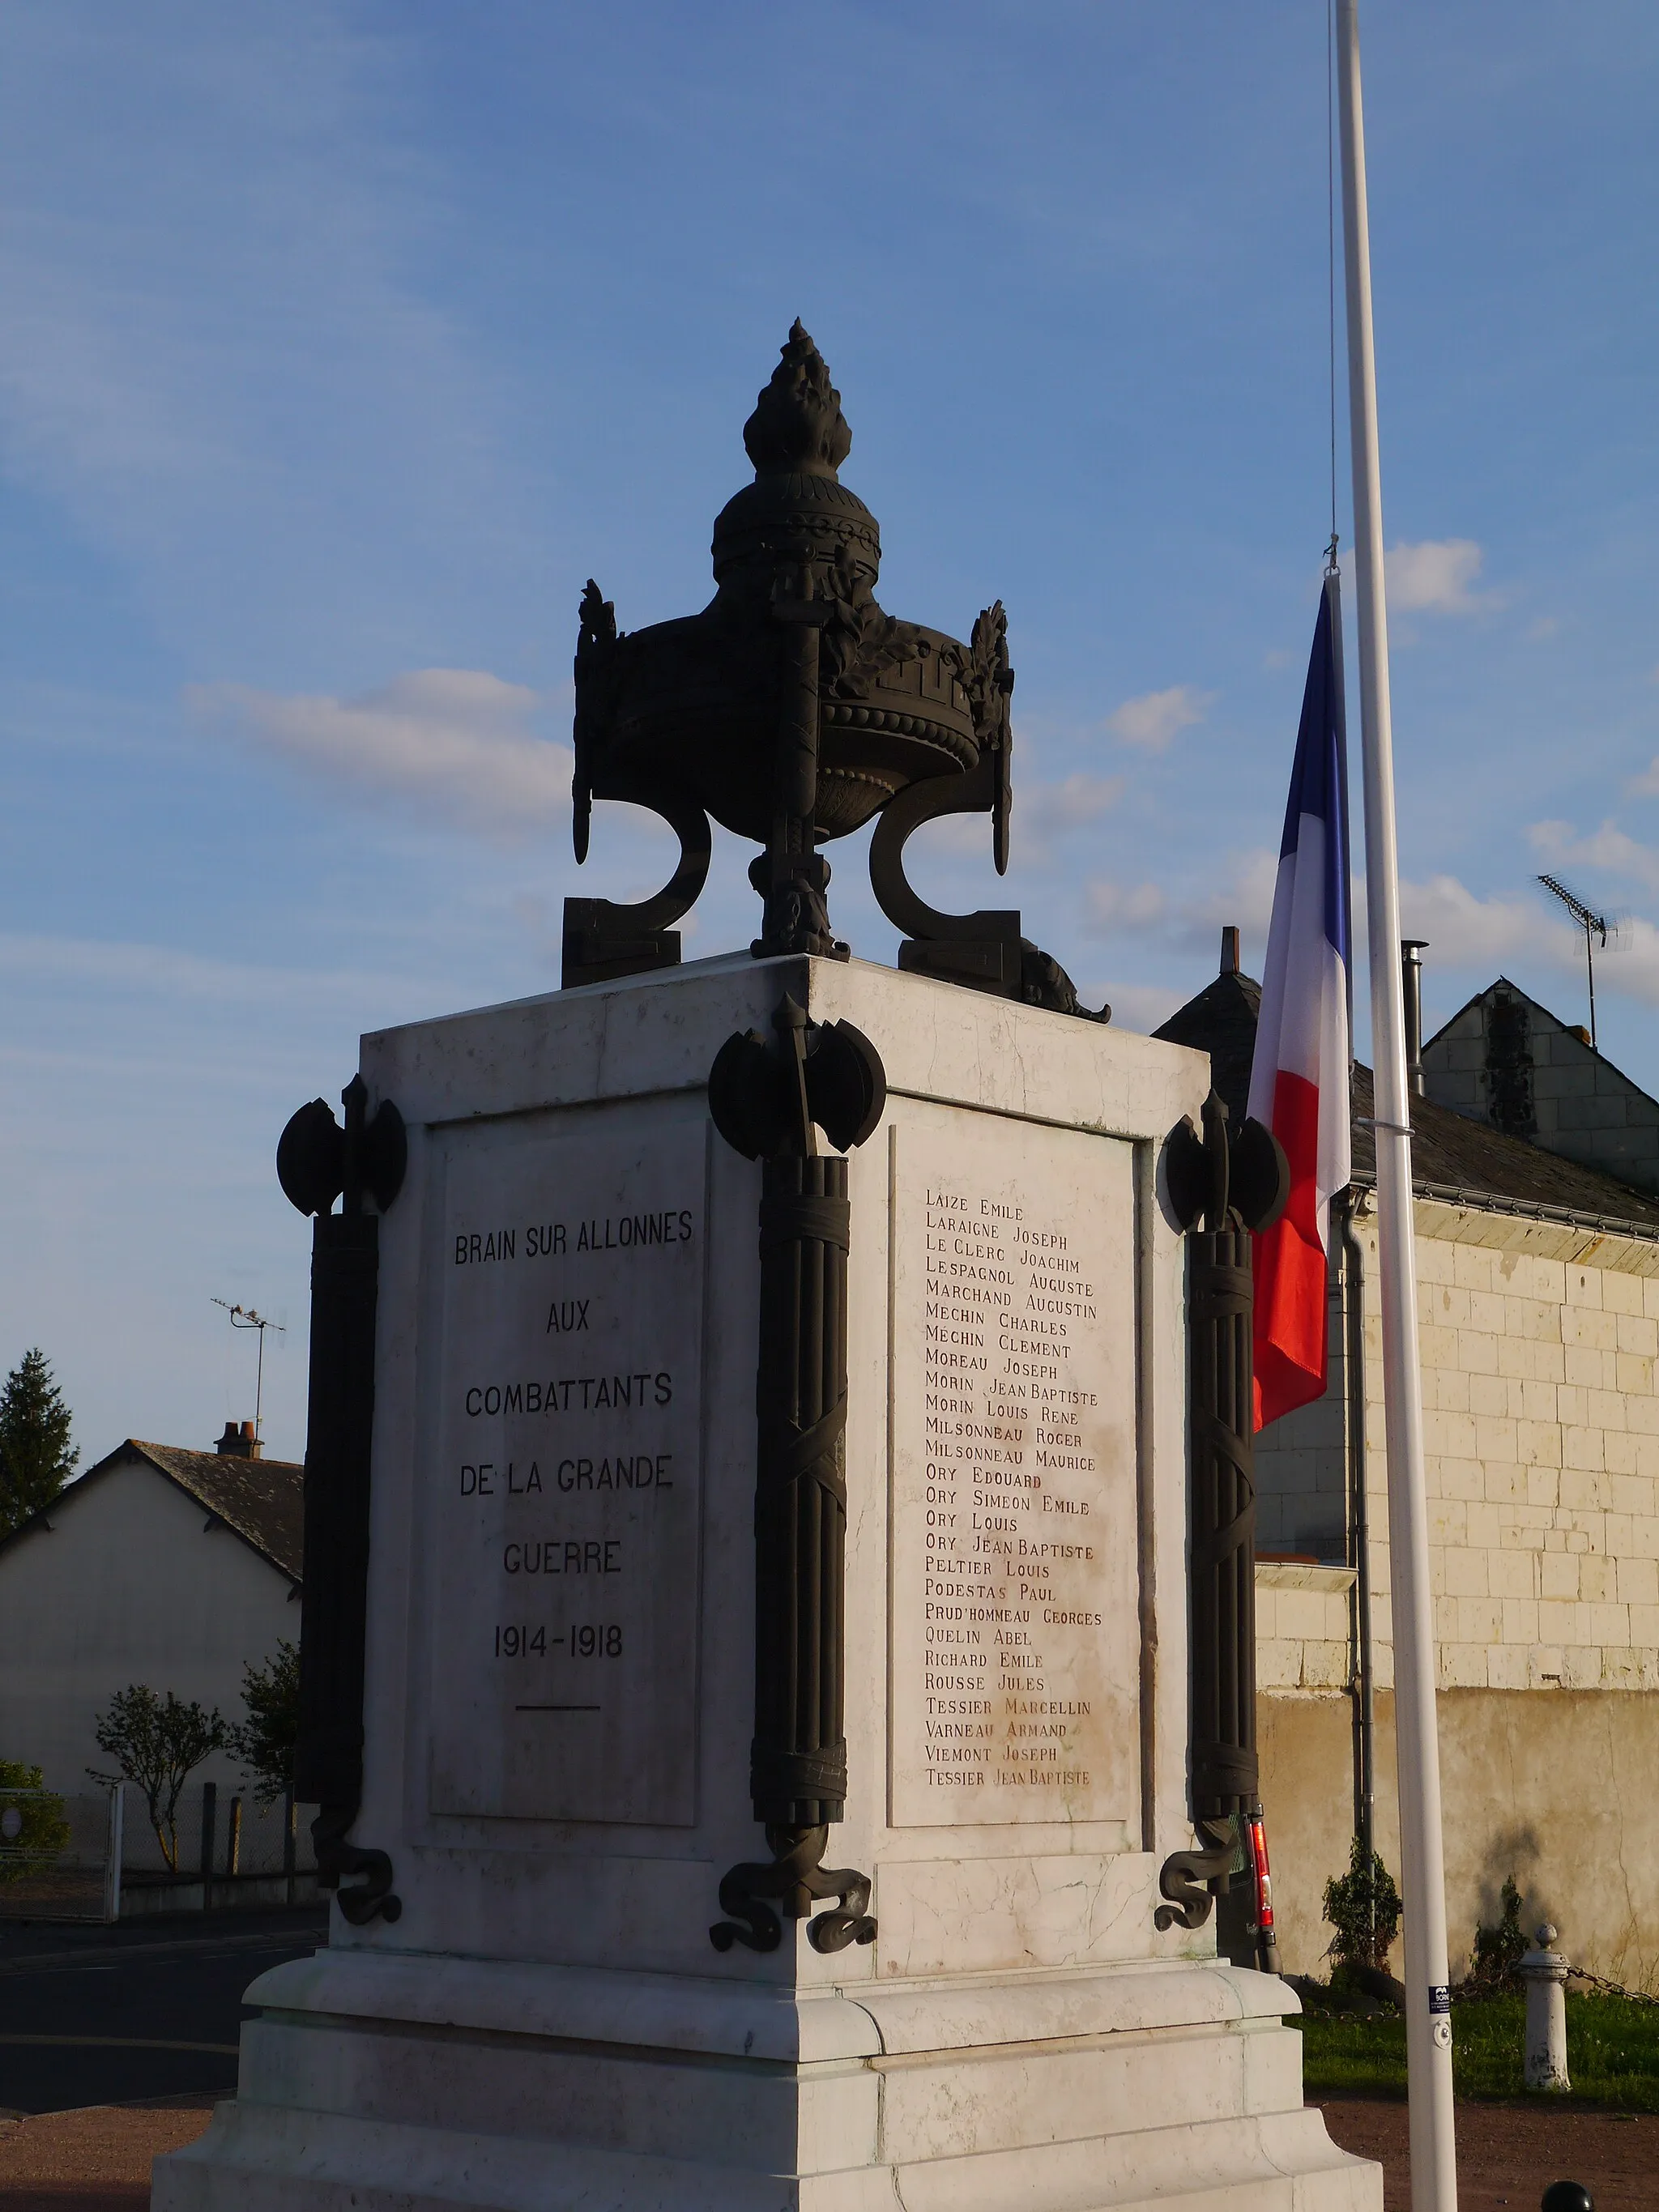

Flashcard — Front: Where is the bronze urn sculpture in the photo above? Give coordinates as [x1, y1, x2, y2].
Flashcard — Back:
[565, 321, 1102, 1020]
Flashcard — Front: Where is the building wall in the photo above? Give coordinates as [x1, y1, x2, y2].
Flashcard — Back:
[1254, 1277, 1349, 1562]
[0, 1460, 299, 1795]
[1254, 1199, 1659, 1980]
[1260, 1688, 1659, 1990]
[1423, 982, 1659, 1196]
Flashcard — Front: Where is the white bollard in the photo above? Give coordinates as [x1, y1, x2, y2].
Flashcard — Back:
[1520, 1922, 1570, 2092]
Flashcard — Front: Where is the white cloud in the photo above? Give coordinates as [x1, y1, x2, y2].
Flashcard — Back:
[1084, 879, 1167, 932]
[1385, 538, 1493, 616]
[1081, 847, 1279, 961]
[1017, 772, 1125, 842]
[1182, 849, 1282, 957]
[1104, 684, 1213, 752]
[1627, 759, 1659, 799]
[1089, 978, 1187, 1035]
[0, 930, 406, 1008]
[1394, 873, 1559, 969]
[1387, 867, 1659, 1008]
[1529, 817, 1659, 897]
[191, 669, 572, 841]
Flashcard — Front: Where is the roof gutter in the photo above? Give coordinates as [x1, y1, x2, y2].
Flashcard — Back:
[1348, 1170, 1659, 1247]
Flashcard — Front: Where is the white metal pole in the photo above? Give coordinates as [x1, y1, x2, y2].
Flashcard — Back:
[1334, 6, 1460, 2208]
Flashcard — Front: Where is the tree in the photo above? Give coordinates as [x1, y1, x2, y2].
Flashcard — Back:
[88, 1686, 228, 1872]
[231, 1641, 299, 1806]
[0, 1349, 79, 1534]
[1323, 1836, 1403, 1975]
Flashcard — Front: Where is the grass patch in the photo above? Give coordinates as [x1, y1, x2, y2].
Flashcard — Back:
[1294, 1993, 1659, 2112]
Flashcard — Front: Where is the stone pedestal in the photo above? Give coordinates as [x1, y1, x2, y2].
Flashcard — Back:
[156, 953, 1379, 2211]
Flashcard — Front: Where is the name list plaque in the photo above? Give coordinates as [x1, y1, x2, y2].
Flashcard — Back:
[889, 1113, 1139, 1827]
[427, 1117, 706, 1826]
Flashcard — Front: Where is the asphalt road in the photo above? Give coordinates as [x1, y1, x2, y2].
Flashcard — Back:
[0, 1907, 328, 2113]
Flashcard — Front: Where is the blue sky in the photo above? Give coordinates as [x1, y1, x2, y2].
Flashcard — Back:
[2, 1, 1657, 1465]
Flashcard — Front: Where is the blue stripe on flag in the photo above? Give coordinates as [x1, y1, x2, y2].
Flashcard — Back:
[1276, 573, 1351, 970]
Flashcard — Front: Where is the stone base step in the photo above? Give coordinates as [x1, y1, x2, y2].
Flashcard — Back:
[156, 2097, 1379, 2212]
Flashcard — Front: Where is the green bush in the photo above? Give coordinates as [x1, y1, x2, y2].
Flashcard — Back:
[1465, 1873, 1528, 1996]
[0, 1759, 71, 1881]
[1322, 1837, 1403, 1973]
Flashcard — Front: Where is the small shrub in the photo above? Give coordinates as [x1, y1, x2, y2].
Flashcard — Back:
[1323, 1836, 1403, 1973]
[1465, 1874, 1528, 1997]
[0, 1759, 70, 1880]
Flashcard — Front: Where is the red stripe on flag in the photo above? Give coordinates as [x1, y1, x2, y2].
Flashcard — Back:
[1252, 1070, 1328, 1430]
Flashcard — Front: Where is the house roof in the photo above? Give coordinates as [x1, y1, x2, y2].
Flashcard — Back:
[0, 1438, 305, 1582]
[1154, 972, 1659, 1240]
[1347, 1065, 1659, 1233]
[122, 1443, 305, 1579]
[1151, 968, 1263, 1127]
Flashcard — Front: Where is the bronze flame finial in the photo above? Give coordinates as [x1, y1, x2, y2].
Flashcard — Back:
[743, 320, 852, 479]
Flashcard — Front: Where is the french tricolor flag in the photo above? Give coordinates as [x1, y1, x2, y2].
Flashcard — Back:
[1247, 572, 1353, 1430]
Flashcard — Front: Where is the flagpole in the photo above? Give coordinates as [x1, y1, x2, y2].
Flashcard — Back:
[1334, 6, 1459, 2210]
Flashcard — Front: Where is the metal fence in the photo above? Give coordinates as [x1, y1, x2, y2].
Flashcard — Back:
[0, 1778, 319, 1920]
[121, 1778, 316, 1898]
[0, 1787, 121, 1921]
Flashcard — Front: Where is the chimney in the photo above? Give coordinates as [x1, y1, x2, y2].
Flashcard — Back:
[1220, 925, 1241, 977]
[1401, 940, 1427, 1096]
[216, 1419, 262, 1460]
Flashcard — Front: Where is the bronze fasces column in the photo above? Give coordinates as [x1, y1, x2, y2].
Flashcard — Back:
[1155, 1092, 1287, 1934]
[706, 994, 885, 1954]
[276, 1075, 407, 1926]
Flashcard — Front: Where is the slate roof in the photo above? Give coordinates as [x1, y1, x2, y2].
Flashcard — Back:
[1151, 969, 1263, 1129]
[0, 1438, 305, 1582]
[1154, 972, 1659, 1240]
[123, 1443, 305, 1580]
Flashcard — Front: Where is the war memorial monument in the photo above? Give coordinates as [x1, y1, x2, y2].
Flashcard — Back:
[156, 327, 1381, 2210]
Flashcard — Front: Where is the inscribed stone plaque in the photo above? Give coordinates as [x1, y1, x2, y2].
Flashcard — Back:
[427, 1116, 705, 1825]
[889, 1112, 1139, 1826]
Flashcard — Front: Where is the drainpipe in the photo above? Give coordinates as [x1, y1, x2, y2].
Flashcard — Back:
[1341, 1189, 1375, 1861]
[1401, 940, 1427, 1097]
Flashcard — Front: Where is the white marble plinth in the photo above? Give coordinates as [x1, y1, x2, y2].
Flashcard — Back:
[156, 953, 1378, 2211]
[158, 1948, 1375, 2211]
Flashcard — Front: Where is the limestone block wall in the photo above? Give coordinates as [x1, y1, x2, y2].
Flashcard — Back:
[1423, 983, 1659, 1197]
[1256, 1200, 1659, 1696]
[1260, 1687, 1659, 1989]
[1371, 1204, 1659, 1696]
[1255, 1562, 1352, 1694]
[1252, 1198, 1659, 1982]
[1253, 1295, 1349, 1563]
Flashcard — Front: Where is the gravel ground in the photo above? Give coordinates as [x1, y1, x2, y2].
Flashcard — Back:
[0, 2095, 213, 2210]
[1320, 2095, 1659, 2210]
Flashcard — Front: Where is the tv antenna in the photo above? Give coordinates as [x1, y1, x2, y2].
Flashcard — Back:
[1537, 874, 1610, 1051]
[211, 1300, 285, 1443]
